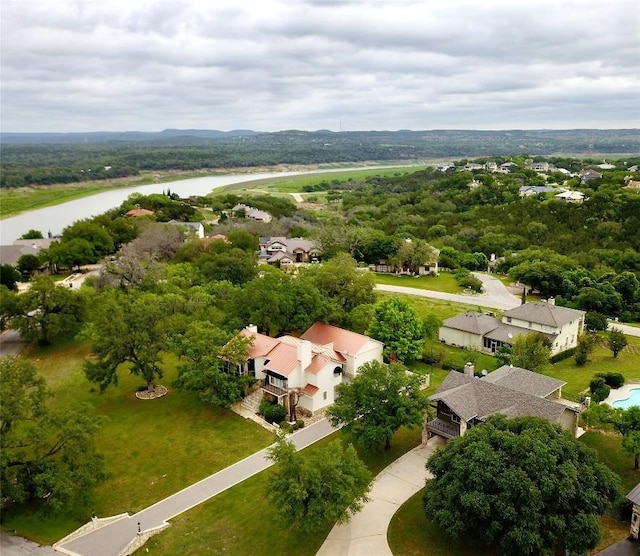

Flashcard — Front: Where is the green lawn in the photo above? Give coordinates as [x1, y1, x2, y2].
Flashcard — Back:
[2, 342, 275, 545]
[374, 272, 463, 294]
[375, 291, 496, 322]
[541, 335, 640, 401]
[144, 425, 423, 555]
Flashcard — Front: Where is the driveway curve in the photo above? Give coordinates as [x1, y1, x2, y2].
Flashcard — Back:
[316, 436, 445, 556]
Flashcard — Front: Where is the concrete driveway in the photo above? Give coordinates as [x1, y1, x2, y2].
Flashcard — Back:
[316, 436, 446, 556]
[0, 329, 26, 357]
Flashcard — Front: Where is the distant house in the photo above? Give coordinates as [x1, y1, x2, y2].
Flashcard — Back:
[526, 161, 555, 173]
[518, 185, 556, 198]
[483, 161, 497, 172]
[259, 236, 320, 265]
[0, 239, 53, 267]
[467, 179, 482, 190]
[499, 162, 518, 173]
[125, 208, 155, 217]
[372, 240, 439, 276]
[424, 364, 582, 441]
[439, 301, 585, 355]
[624, 176, 640, 191]
[628, 483, 640, 540]
[579, 169, 602, 183]
[555, 190, 587, 204]
[232, 204, 272, 223]
[463, 163, 483, 171]
[436, 162, 455, 171]
[231, 323, 383, 415]
[167, 219, 205, 239]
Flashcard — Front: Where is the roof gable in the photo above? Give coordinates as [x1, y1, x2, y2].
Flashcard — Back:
[484, 365, 565, 397]
[441, 312, 501, 335]
[301, 322, 381, 356]
[502, 302, 585, 327]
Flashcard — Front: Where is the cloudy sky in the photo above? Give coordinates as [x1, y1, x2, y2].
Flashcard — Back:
[2, 0, 639, 133]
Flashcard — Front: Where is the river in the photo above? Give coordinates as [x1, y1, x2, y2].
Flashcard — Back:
[0, 168, 383, 243]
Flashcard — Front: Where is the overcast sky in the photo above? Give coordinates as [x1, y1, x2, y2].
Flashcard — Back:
[2, 0, 639, 133]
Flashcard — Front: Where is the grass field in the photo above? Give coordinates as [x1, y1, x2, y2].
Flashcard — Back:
[2, 341, 275, 545]
[375, 291, 495, 322]
[374, 272, 463, 294]
[144, 425, 423, 556]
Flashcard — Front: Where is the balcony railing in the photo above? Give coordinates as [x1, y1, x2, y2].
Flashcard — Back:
[426, 418, 460, 439]
[262, 382, 288, 397]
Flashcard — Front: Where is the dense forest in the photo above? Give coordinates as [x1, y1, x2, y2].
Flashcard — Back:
[1, 129, 639, 188]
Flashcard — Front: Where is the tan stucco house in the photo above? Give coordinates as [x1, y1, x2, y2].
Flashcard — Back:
[439, 302, 585, 356]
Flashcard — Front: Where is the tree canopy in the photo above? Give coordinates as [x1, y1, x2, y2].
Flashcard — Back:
[367, 297, 425, 362]
[327, 361, 426, 450]
[424, 415, 620, 556]
[0, 357, 106, 513]
[266, 435, 371, 533]
[510, 332, 552, 372]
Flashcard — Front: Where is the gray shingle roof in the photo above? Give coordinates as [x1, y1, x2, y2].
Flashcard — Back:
[441, 312, 501, 335]
[627, 483, 640, 505]
[431, 370, 569, 424]
[484, 323, 556, 344]
[502, 302, 585, 328]
[484, 365, 565, 398]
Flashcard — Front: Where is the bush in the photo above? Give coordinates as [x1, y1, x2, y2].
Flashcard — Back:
[296, 419, 305, 429]
[550, 347, 576, 364]
[589, 377, 611, 403]
[575, 350, 588, 366]
[279, 421, 293, 433]
[596, 372, 625, 389]
[260, 401, 286, 424]
[585, 312, 608, 332]
[442, 361, 463, 372]
[454, 269, 483, 293]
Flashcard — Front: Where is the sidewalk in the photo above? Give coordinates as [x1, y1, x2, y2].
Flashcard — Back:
[55, 419, 337, 556]
[316, 436, 445, 556]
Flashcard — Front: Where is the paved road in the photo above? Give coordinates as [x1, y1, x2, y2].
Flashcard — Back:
[375, 272, 520, 312]
[1, 534, 57, 556]
[316, 436, 446, 556]
[56, 419, 337, 556]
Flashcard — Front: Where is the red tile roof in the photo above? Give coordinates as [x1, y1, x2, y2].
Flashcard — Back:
[263, 343, 299, 377]
[301, 384, 319, 397]
[301, 322, 377, 356]
[125, 208, 155, 217]
[240, 329, 279, 358]
[305, 355, 329, 374]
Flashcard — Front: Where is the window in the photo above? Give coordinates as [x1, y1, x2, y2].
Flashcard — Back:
[451, 414, 460, 423]
[323, 391, 327, 400]
[506, 317, 512, 324]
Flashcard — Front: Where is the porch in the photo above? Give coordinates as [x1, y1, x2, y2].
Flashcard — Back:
[425, 418, 460, 439]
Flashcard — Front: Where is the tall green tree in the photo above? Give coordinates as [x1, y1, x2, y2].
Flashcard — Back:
[170, 322, 253, 408]
[266, 436, 371, 533]
[83, 290, 170, 392]
[327, 361, 426, 451]
[11, 276, 86, 345]
[367, 297, 424, 362]
[0, 357, 106, 513]
[424, 415, 620, 556]
[607, 327, 628, 358]
[510, 332, 552, 372]
[0, 264, 21, 290]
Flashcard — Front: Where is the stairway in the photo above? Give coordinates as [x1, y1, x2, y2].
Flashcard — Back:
[242, 388, 264, 414]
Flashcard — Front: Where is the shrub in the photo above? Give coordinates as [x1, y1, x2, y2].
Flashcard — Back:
[296, 419, 305, 429]
[595, 372, 625, 389]
[550, 347, 577, 364]
[442, 361, 463, 372]
[589, 377, 611, 403]
[575, 350, 588, 366]
[260, 401, 287, 424]
[279, 421, 293, 433]
[454, 269, 483, 293]
[585, 312, 608, 332]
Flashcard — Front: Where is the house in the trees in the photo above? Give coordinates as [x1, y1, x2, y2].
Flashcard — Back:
[518, 185, 556, 198]
[125, 208, 155, 217]
[0, 239, 53, 267]
[555, 190, 587, 204]
[232, 204, 272, 223]
[232, 323, 384, 415]
[167, 220, 205, 239]
[439, 301, 585, 356]
[579, 169, 603, 183]
[628, 483, 640, 540]
[258, 237, 321, 266]
[424, 364, 582, 441]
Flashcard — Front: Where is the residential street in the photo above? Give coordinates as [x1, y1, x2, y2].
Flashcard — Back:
[55, 419, 337, 556]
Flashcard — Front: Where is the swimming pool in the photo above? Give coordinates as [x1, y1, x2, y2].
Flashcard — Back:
[612, 388, 640, 409]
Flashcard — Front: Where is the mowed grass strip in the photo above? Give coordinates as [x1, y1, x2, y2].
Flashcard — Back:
[374, 271, 464, 294]
[2, 342, 274, 544]
[145, 425, 423, 555]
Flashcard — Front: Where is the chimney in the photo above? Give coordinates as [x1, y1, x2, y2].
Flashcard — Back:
[298, 340, 312, 370]
[464, 362, 475, 377]
[547, 297, 556, 306]
[247, 324, 258, 334]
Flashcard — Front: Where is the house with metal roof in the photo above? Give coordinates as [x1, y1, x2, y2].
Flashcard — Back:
[439, 301, 585, 356]
[425, 364, 582, 441]
[233, 323, 383, 415]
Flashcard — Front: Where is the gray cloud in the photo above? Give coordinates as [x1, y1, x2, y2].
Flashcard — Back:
[1, 0, 638, 132]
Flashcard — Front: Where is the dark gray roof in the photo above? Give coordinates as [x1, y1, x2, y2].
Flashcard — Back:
[502, 302, 585, 327]
[441, 312, 501, 336]
[484, 365, 565, 398]
[627, 483, 640, 505]
[0, 244, 42, 266]
[431, 370, 569, 424]
[484, 323, 556, 344]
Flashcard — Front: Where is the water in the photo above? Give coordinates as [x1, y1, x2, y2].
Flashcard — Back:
[0, 170, 319, 242]
[612, 388, 640, 409]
